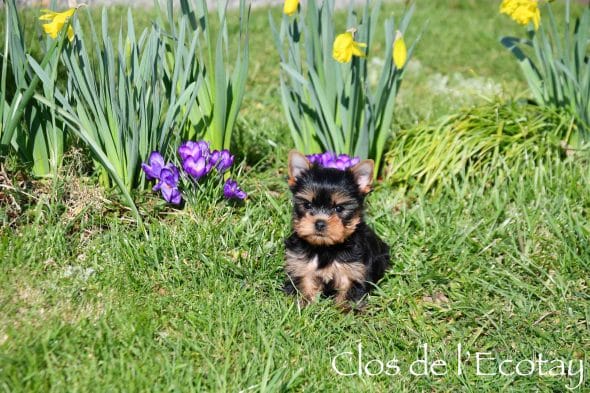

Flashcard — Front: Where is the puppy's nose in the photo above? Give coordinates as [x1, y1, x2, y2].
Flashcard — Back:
[315, 220, 327, 232]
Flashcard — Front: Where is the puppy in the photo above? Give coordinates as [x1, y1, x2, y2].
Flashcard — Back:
[283, 150, 390, 309]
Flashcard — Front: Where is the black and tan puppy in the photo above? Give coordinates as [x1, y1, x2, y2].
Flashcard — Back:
[283, 150, 390, 309]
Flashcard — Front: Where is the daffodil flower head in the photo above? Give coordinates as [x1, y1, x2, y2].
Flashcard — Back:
[500, 0, 541, 30]
[332, 30, 367, 63]
[39, 6, 79, 41]
[283, 0, 299, 16]
[393, 30, 407, 69]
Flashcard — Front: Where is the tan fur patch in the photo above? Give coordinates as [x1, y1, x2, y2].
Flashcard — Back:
[285, 250, 366, 305]
[342, 214, 361, 239]
[318, 261, 366, 304]
[294, 211, 361, 246]
[325, 215, 346, 243]
[295, 189, 316, 202]
[332, 191, 353, 206]
[285, 251, 321, 302]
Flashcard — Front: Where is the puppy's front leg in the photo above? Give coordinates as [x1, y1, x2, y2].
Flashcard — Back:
[297, 274, 322, 307]
[333, 281, 368, 312]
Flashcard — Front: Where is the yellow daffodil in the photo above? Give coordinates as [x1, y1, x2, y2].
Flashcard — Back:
[393, 30, 407, 69]
[39, 7, 77, 41]
[332, 31, 366, 63]
[500, 0, 541, 30]
[283, 0, 299, 16]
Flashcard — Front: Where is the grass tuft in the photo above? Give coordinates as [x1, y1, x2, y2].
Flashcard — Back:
[384, 101, 580, 193]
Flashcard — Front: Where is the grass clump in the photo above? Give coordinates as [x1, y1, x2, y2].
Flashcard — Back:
[384, 101, 578, 192]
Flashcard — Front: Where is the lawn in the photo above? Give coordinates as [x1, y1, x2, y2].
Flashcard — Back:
[1, 1, 589, 392]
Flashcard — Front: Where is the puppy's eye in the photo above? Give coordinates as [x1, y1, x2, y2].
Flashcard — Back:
[303, 202, 312, 210]
[334, 205, 344, 213]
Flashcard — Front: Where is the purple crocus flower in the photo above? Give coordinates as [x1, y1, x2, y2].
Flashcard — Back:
[183, 156, 208, 180]
[141, 151, 166, 180]
[333, 158, 348, 170]
[178, 141, 202, 162]
[204, 149, 220, 173]
[306, 152, 360, 170]
[216, 150, 235, 173]
[178, 140, 210, 162]
[155, 165, 182, 205]
[223, 179, 247, 200]
[209, 150, 221, 166]
[142, 152, 183, 205]
[348, 156, 361, 167]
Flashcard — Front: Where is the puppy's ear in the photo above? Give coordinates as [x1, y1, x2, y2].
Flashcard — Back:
[288, 150, 310, 186]
[350, 160, 374, 194]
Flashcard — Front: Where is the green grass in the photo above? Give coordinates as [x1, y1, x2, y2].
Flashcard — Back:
[384, 101, 576, 192]
[2, 0, 590, 392]
[2, 154, 589, 391]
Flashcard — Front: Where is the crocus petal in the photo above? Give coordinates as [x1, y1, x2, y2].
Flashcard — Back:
[216, 150, 235, 173]
[393, 30, 407, 69]
[142, 163, 157, 180]
[142, 151, 165, 180]
[149, 162, 182, 203]
[209, 150, 221, 167]
[335, 159, 348, 170]
[162, 164, 180, 184]
[160, 182, 182, 205]
[305, 151, 360, 170]
[178, 141, 202, 161]
[306, 154, 320, 165]
[169, 189, 182, 205]
[223, 179, 247, 200]
[149, 151, 165, 166]
[197, 141, 211, 158]
[183, 156, 207, 179]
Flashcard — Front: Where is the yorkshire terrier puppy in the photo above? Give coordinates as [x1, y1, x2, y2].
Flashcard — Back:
[283, 150, 390, 309]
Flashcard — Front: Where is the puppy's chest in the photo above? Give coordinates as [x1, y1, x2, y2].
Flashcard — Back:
[285, 250, 366, 287]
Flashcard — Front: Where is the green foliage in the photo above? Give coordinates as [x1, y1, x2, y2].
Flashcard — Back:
[384, 102, 573, 192]
[1, 0, 66, 177]
[156, 0, 250, 151]
[65, 9, 198, 191]
[271, 0, 420, 173]
[32, 8, 202, 225]
[501, 0, 590, 141]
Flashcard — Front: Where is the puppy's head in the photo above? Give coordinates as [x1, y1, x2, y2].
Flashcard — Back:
[287, 150, 374, 246]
